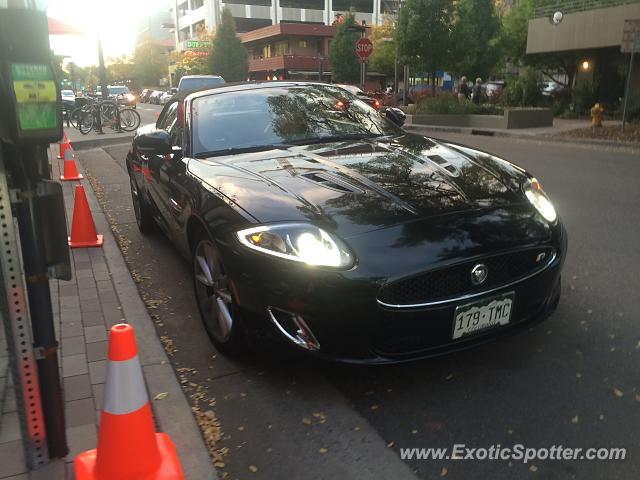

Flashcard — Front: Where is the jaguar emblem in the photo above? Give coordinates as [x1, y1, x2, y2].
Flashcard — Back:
[470, 264, 488, 286]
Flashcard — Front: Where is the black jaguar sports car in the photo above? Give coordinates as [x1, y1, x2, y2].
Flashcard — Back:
[127, 81, 567, 364]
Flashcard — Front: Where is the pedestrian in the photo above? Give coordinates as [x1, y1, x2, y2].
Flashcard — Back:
[457, 76, 469, 103]
[472, 77, 482, 105]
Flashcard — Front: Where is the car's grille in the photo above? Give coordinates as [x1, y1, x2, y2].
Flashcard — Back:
[377, 247, 555, 307]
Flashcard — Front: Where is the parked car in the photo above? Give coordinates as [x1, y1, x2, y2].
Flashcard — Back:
[542, 81, 563, 97]
[149, 90, 164, 104]
[140, 89, 154, 103]
[337, 84, 381, 110]
[96, 85, 137, 108]
[60, 89, 76, 106]
[127, 81, 566, 363]
[159, 91, 173, 105]
[485, 81, 506, 102]
[177, 75, 225, 92]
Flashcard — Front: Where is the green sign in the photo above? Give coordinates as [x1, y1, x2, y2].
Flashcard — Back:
[186, 40, 211, 49]
[11, 63, 58, 131]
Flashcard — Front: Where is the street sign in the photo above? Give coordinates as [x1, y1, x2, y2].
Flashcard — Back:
[621, 19, 640, 53]
[356, 38, 374, 60]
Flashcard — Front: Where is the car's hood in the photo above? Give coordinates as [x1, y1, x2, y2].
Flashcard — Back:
[189, 134, 529, 237]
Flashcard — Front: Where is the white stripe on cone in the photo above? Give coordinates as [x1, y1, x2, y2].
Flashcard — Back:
[103, 355, 149, 415]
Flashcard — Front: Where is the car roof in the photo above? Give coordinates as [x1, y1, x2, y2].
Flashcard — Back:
[180, 75, 223, 79]
[174, 80, 335, 103]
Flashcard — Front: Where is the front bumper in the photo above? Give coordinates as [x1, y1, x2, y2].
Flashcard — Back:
[220, 221, 567, 364]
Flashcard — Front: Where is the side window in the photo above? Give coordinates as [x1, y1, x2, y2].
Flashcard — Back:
[156, 102, 177, 130]
[168, 121, 183, 147]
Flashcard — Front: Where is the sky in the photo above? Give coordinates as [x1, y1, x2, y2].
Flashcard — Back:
[47, 0, 168, 67]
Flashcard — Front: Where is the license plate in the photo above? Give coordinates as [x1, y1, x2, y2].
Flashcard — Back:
[452, 292, 514, 340]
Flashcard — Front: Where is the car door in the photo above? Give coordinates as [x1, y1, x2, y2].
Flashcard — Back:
[146, 101, 178, 232]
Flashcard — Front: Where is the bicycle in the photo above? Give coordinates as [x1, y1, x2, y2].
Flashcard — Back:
[77, 99, 141, 134]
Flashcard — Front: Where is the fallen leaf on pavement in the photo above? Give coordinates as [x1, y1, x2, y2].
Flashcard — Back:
[440, 467, 448, 476]
[319, 448, 328, 454]
[371, 404, 379, 410]
[302, 417, 312, 425]
[571, 416, 578, 424]
[249, 465, 258, 473]
[529, 465, 538, 472]
[613, 387, 624, 397]
[154, 392, 168, 400]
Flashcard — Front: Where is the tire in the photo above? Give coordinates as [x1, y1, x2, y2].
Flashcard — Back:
[119, 108, 141, 132]
[129, 176, 156, 234]
[192, 233, 245, 353]
[78, 111, 94, 135]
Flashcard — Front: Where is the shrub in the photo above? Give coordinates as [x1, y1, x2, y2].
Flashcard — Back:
[500, 71, 544, 107]
[573, 80, 598, 116]
[414, 95, 503, 115]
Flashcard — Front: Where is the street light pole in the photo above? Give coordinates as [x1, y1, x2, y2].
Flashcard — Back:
[97, 34, 108, 101]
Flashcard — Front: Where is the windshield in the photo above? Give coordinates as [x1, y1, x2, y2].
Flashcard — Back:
[61, 90, 74, 96]
[179, 77, 225, 91]
[108, 86, 129, 95]
[192, 85, 402, 157]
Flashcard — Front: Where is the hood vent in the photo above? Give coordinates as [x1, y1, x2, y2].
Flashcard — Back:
[300, 171, 363, 194]
[428, 155, 461, 177]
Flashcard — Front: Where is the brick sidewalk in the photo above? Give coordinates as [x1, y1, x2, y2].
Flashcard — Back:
[0, 144, 214, 479]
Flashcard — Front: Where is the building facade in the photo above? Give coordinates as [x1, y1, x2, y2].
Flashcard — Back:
[169, 0, 399, 51]
[526, 0, 640, 103]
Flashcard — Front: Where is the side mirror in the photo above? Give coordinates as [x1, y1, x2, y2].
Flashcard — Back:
[386, 107, 406, 127]
[135, 130, 171, 155]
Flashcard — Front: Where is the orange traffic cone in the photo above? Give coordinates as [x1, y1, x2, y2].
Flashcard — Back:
[60, 148, 83, 181]
[74, 324, 184, 480]
[57, 132, 71, 159]
[68, 185, 103, 248]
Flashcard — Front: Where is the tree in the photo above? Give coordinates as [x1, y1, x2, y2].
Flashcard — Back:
[107, 55, 136, 83]
[209, 8, 248, 82]
[450, 0, 501, 80]
[131, 44, 169, 87]
[328, 10, 361, 84]
[497, 0, 533, 65]
[396, 0, 455, 96]
[369, 19, 396, 79]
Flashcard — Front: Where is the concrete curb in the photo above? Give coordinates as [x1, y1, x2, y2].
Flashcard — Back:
[66, 135, 134, 151]
[405, 124, 640, 151]
[71, 148, 217, 480]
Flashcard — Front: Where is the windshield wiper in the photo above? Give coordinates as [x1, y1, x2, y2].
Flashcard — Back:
[195, 144, 291, 158]
[288, 133, 384, 146]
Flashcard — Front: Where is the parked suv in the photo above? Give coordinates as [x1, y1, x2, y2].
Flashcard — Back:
[177, 75, 225, 92]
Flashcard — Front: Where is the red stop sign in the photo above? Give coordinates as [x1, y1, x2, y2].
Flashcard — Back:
[355, 38, 374, 59]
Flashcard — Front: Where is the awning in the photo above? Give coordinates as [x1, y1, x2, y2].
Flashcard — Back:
[48, 16, 86, 35]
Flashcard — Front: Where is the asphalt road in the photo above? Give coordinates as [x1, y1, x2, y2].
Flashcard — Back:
[79, 129, 640, 480]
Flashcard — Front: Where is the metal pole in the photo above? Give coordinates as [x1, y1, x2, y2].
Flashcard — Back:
[622, 33, 637, 132]
[97, 34, 108, 101]
[403, 64, 409, 105]
[10, 145, 68, 459]
[360, 27, 366, 91]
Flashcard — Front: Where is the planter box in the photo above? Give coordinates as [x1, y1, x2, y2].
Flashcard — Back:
[407, 108, 553, 130]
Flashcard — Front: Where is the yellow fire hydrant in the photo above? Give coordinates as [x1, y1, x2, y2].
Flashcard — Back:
[590, 103, 604, 127]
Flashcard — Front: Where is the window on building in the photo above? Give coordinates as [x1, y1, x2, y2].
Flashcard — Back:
[234, 17, 272, 33]
[280, 0, 323, 8]
[298, 40, 308, 49]
[333, 0, 374, 13]
[179, 26, 190, 42]
[262, 44, 273, 58]
[193, 20, 206, 37]
[224, 0, 271, 5]
[380, 0, 400, 14]
[274, 40, 290, 56]
[192, 0, 204, 9]
[177, 0, 188, 16]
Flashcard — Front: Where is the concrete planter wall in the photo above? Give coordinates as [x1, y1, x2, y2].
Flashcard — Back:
[407, 108, 553, 130]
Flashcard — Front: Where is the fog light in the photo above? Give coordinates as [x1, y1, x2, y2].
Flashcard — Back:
[267, 307, 320, 351]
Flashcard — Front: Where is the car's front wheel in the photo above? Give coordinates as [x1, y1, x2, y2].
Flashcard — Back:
[130, 176, 156, 234]
[192, 234, 245, 352]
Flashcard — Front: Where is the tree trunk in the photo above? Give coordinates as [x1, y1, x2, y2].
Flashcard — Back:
[431, 70, 437, 97]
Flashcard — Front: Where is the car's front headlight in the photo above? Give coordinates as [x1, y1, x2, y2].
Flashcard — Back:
[523, 178, 557, 223]
[237, 223, 354, 268]
[127, 94, 136, 102]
